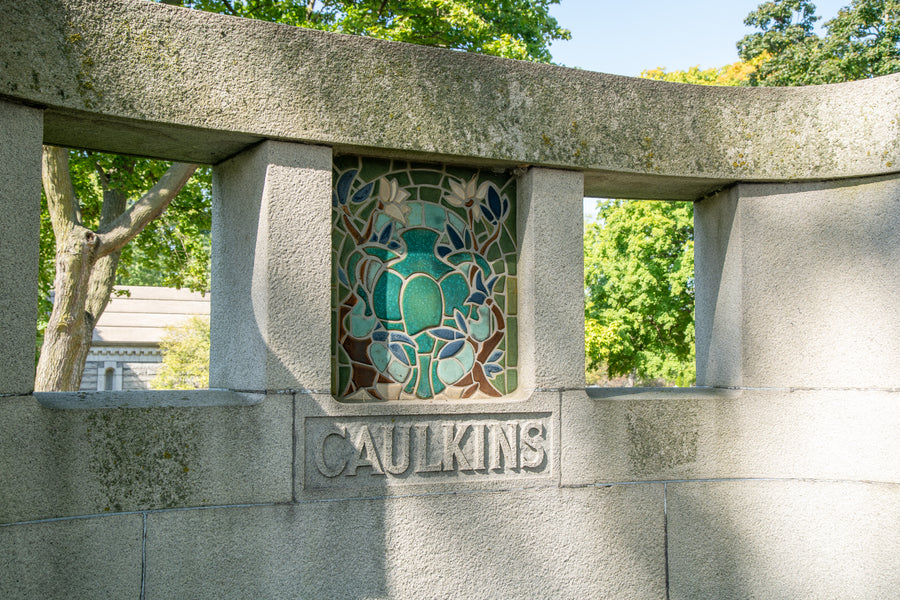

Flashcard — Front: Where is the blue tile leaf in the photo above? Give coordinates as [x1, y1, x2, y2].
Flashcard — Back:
[467, 291, 487, 305]
[437, 245, 452, 258]
[484, 364, 503, 378]
[429, 327, 463, 341]
[481, 202, 494, 222]
[454, 309, 468, 333]
[336, 170, 357, 205]
[488, 350, 503, 363]
[389, 332, 416, 345]
[439, 339, 465, 359]
[351, 181, 374, 204]
[475, 270, 488, 295]
[338, 268, 350, 286]
[488, 187, 502, 222]
[379, 223, 393, 245]
[447, 225, 464, 250]
[390, 343, 410, 365]
[372, 330, 389, 342]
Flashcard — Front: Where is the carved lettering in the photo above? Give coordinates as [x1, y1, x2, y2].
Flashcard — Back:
[442, 423, 472, 471]
[310, 416, 549, 484]
[488, 422, 518, 470]
[520, 421, 546, 468]
[381, 424, 411, 475]
[414, 424, 443, 473]
[471, 423, 485, 470]
[315, 426, 348, 478]
[346, 425, 384, 476]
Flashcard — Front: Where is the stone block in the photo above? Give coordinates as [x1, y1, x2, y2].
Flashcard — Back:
[694, 186, 742, 387]
[0, 394, 292, 523]
[0, 514, 142, 599]
[145, 484, 665, 599]
[563, 388, 900, 485]
[517, 168, 585, 391]
[211, 141, 332, 392]
[0, 100, 42, 394]
[4, 1, 900, 192]
[295, 392, 561, 501]
[696, 176, 900, 388]
[667, 479, 900, 600]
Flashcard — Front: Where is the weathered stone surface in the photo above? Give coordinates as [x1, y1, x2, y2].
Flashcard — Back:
[211, 141, 332, 392]
[668, 479, 900, 600]
[563, 388, 900, 485]
[33, 389, 261, 409]
[0, 514, 142, 599]
[146, 485, 665, 599]
[0, 395, 291, 523]
[696, 175, 900, 388]
[0, 100, 42, 395]
[518, 168, 585, 391]
[295, 392, 560, 500]
[2, 1, 898, 199]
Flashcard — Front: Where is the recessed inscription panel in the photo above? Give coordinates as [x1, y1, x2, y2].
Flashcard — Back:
[305, 414, 552, 490]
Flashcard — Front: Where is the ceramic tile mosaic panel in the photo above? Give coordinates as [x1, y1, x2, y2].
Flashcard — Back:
[332, 157, 517, 401]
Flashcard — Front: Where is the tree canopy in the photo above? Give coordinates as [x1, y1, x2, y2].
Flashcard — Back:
[162, 0, 570, 62]
[151, 316, 211, 390]
[584, 200, 695, 386]
[738, 0, 900, 85]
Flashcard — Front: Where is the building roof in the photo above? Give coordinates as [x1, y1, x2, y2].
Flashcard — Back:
[92, 286, 210, 346]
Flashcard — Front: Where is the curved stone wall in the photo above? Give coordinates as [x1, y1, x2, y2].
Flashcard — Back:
[1, 0, 899, 198]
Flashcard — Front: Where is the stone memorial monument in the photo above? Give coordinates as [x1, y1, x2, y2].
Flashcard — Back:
[0, 1, 898, 598]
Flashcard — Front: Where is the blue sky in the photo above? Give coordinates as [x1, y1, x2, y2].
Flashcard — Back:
[549, 0, 851, 77]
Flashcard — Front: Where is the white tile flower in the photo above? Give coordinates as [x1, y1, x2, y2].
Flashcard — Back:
[378, 177, 411, 225]
[445, 176, 491, 221]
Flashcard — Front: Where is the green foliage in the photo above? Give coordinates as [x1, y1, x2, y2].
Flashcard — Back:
[641, 55, 767, 86]
[37, 154, 211, 355]
[738, 0, 900, 85]
[151, 315, 211, 390]
[584, 200, 695, 386]
[163, 0, 570, 62]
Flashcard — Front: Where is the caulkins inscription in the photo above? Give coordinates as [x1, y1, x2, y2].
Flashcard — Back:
[306, 415, 550, 488]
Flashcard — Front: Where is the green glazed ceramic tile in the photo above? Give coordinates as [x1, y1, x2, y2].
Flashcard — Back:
[332, 159, 518, 401]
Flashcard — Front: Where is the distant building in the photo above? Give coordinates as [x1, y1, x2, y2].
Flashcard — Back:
[80, 286, 210, 391]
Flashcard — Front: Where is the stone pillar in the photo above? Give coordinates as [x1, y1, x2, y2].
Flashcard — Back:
[517, 168, 585, 391]
[695, 176, 900, 389]
[0, 100, 43, 395]
[210, 141, 332, 392]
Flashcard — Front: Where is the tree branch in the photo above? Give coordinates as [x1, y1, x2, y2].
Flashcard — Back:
[85, 188, 127, 322]
[41, 146, 80, 237]
[97, 162, 197, 257]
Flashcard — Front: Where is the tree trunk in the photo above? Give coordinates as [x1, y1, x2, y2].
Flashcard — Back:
[34, 226, 100, 391]
[35, 146, 196, 391]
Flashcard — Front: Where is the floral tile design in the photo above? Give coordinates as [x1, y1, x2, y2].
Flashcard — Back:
[332, 157, 517, 401]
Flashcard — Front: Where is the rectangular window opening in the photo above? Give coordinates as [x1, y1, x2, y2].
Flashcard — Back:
[584, 197, 695, 388]
[37, 149, 212, 395]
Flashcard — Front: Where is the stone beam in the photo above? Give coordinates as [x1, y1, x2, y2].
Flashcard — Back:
[2, 0, 899, 199]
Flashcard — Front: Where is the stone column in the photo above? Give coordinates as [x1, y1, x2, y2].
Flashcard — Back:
[0, 100, 43, 395]
[517, 168, 585, 392]
[695, 176, 900, 389]
[210, 141, 332, 392]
